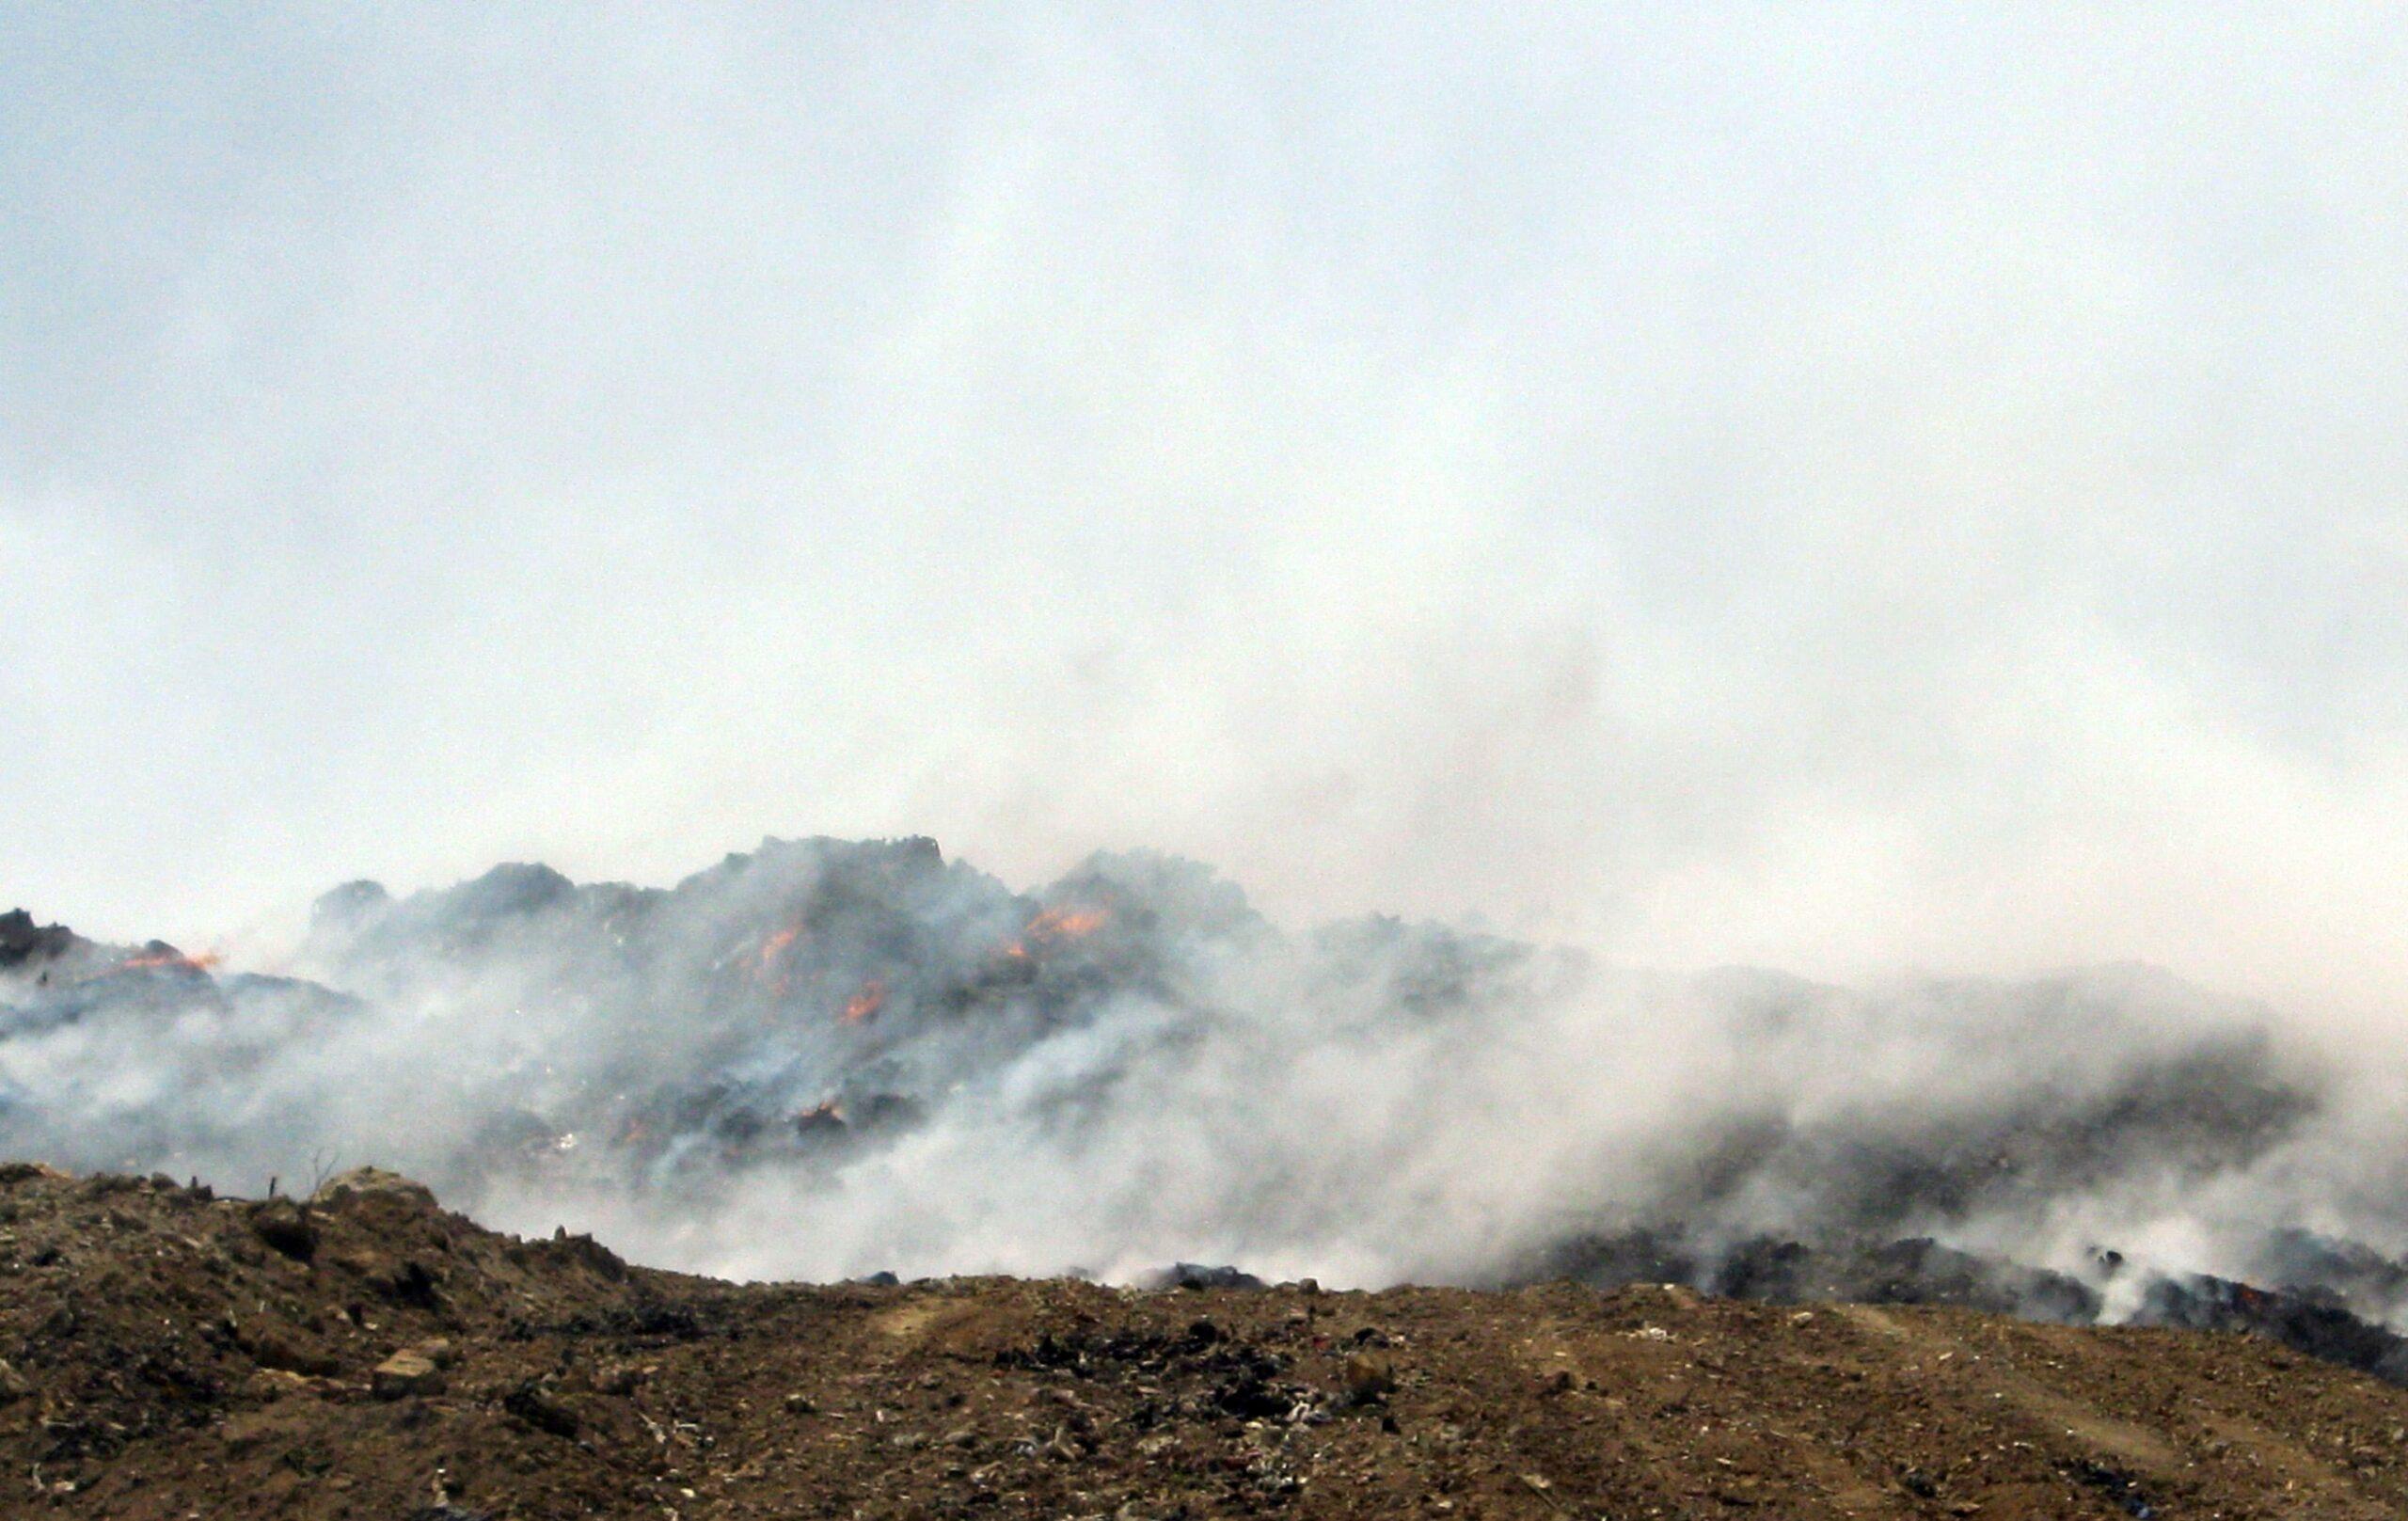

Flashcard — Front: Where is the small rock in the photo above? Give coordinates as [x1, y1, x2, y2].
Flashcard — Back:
[247, 1325, 341, 1378]
[243, 1368, 314, 1401]
[1157, 1262, 1266, 1291]
[1343, 1354, 1397, 1405]
[783, 1392, 817, 1415]
[501, 1379, 579, 1437]
[312, 1166, 437, 1209]
[594, 1362, 648, 1396]
[372, 1351, 447, 1401]
[248, 1199, 317, 1262]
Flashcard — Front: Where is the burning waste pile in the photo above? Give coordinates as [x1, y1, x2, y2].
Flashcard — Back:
[7, 838, 2408, 1381]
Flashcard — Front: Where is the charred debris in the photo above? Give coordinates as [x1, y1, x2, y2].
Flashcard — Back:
[6, 836, 2408, 1392]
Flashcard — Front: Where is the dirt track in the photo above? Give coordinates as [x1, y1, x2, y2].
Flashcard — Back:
[3, 1165, 2406, 1518]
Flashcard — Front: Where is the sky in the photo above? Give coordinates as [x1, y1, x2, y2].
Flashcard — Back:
[4, 5, 2406, 1022]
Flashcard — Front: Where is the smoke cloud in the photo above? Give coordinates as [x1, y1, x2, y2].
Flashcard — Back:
[6, 838, 2406, 1344]
[6, 8, 2408, 1026]
[6, 8, 2408, 1361]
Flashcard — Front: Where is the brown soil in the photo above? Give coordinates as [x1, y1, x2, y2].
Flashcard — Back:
[2, 1165, 2406, 1518]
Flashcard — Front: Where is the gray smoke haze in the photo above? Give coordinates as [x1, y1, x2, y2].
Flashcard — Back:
[7, 837, 2408, 1344]
[6, 8, 2408, 1028]
[8, 8, 2408, 1354]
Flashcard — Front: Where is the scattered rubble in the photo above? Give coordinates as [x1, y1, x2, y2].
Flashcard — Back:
[0, 1164, 2402, 1517]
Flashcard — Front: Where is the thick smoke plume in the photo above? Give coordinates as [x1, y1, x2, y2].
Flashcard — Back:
[6, 838, 2406, 1371]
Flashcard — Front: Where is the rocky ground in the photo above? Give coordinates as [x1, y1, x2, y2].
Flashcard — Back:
[3, 1165, 2408, 1518]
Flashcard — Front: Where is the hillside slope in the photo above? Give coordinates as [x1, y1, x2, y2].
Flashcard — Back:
[3, 1166, 2407, 1518]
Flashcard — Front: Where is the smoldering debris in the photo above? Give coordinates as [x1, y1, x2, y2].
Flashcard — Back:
[0, 910, 89, 976]
[1149, 1263, 1272, 1291]
[4, 835, 2407, 1367]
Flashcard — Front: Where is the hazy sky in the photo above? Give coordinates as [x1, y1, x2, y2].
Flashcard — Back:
[5, 6, 2405, 1018]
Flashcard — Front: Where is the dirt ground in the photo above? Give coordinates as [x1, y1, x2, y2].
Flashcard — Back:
[3, 1165, 2407, 1518]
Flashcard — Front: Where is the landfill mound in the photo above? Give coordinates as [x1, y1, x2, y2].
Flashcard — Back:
[5, 837, 2400, 1320]
[6, 1166, 2408, 1519]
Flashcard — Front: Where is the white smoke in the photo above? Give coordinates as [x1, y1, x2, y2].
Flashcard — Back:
[8, 10, 2408, 1368]
[6, 9, 2408, 1036]
[2, 839, 2395, 1324]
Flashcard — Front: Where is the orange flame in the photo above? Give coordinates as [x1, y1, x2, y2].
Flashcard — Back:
[755, 924, 807, 994]
[1028, 907, 1108, 941]
[998, 905, 1109, 962]
[758, 925, 801, 970]
[840, 979, 887, 1025]
[121, 948, 222, 973]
